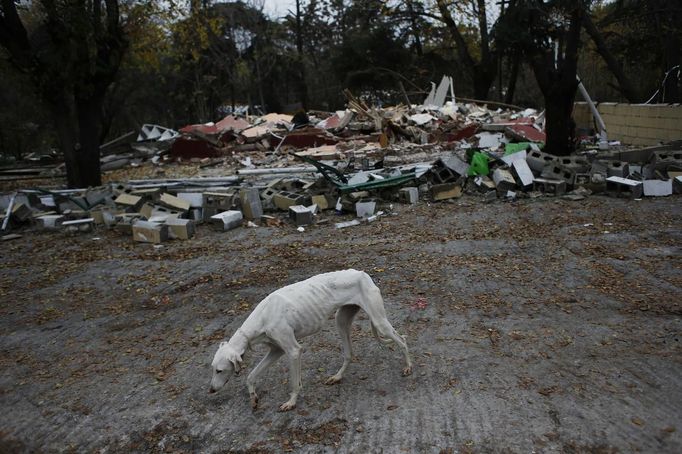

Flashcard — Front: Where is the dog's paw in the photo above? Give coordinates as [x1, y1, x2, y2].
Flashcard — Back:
[250, 393, 259, 409]
[402, 366, 412, 376]
[278, 400, 296, 412]
[324, 375, 342, 385]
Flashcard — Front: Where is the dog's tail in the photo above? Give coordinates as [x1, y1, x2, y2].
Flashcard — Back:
[371, 322, 394, 345]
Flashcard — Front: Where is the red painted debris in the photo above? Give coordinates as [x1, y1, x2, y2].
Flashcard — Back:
[170, 137, 222, 158]
[179, 115, 250, 136]
[271, 128, 339, 148]
[447, 123, 480, 142]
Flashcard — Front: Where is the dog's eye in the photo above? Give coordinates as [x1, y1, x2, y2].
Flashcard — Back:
[216, 369, 223, 374]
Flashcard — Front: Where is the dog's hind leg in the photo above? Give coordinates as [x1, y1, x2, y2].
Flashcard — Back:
[246, 345, 284, 409]
[325, 305, 360, 385]
[372, 319, 413, 376]
[360, 282, 414, 376]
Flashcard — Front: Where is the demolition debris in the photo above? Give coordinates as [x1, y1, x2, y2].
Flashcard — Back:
[2, 83, 681, 242]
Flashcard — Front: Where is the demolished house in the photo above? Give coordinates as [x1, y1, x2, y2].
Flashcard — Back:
[2, 77, 681, 242]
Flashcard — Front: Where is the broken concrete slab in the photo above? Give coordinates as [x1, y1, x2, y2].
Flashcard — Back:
[643, 179, 673, 197]
[211, 210, 243, 231]
[476, 132, 506, 149]
[273, 192, 306, 211]
[177, 192, 204, 208]
[239, 188, 263, 220]
[132, 221, 168, 244]
[606, 176, 643, 198]
[355, 201, 376, 218]
[159, 193, 191, 212]
[512, 159, 535, 188]
[335, 219, 362, 229]
[501, 150, 527, 166]
[115, 193, 143, 211]
[492, 168, 517, 192]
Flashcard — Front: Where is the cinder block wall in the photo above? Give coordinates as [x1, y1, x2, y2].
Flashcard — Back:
[573, 102, 682, 145]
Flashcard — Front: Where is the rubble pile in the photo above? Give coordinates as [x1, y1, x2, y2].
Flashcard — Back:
[2, 79, 681, 242]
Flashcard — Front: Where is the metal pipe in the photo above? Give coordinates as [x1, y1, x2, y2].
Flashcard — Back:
[577, 75, 608, 148]
[2, 193, 17, 231]
[236, 167, 319, 175]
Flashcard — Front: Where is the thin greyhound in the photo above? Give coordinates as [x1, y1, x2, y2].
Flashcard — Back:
[208, 269, 412, 411]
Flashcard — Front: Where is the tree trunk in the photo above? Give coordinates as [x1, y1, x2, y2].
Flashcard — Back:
[48, 96, 81, 187]
[295, 0, 308, 109]
[75, 93, 104, 187]
[505, 50, 521, 105]
[473, 65, 496, 101]
[406, 0, 423, 57]
[543, 87, 577, 156]
[583, 13, 640, 102]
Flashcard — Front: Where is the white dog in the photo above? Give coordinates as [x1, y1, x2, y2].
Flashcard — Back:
[209, 269, 412, 411]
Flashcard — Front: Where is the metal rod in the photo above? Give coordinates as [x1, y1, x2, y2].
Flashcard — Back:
[2, 193, 17, 231]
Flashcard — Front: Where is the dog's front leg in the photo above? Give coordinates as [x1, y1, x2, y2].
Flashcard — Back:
[279, 344, 302, 412]
[247, 346, 283, 409]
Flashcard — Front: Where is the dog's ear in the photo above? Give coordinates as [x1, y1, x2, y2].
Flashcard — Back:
[229, 353, 243, 375]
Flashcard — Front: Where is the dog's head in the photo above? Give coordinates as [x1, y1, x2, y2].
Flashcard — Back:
[208, 341, 242, 393]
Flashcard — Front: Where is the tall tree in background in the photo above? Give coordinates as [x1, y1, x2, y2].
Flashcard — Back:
[434, 0, 498, 100]
[498, 1, 585, 155]
[0, 0, 127, 188]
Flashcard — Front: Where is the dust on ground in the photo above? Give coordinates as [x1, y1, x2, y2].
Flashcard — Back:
[1, 195, 680, 453]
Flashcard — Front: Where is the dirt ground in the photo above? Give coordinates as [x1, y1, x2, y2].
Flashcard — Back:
[1, 195, 680, 453]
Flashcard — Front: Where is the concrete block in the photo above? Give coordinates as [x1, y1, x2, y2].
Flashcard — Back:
[36, 215, 64, 229]
[557, 156, 590, 172]
[348, 191, 370, 201]
[159, 193, 190, 212]
[606, 161, 629, 178]
[311, 195, 330, 210]
[273, 191, 306, 211]
[533, 178, 567, 196]
[177, 192, 204, 208]
[288, 205, 314, 226]
[541, 164, 575, 185]
[166, 218, 196, 239]
[130, 187, 162, 198]
[239, 188, 263, 220]
[501, 150, 527, 166]
[11, 203, 33, 222]
[441, 155, 470, 176]
[643, 179, 673, 197]
[430, 162, 458, 183]
[674, 176, 682, 194]
[399, 187, 419, 204]
[203, 192, 236, 220]
[526, 150, 557, 172]
[211, 210, 243, 231]
[512, 160, 534, 188]
[132, 221, 168, 244]
[115, 193, 143, 211]
[430, 183, 462, 201]
[355, 201, 376, 218]
[190, 208, 203, 223]
[492, 168, 517, 192]
[606, 176, 643, 198]
[474, 176, 496, 190]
